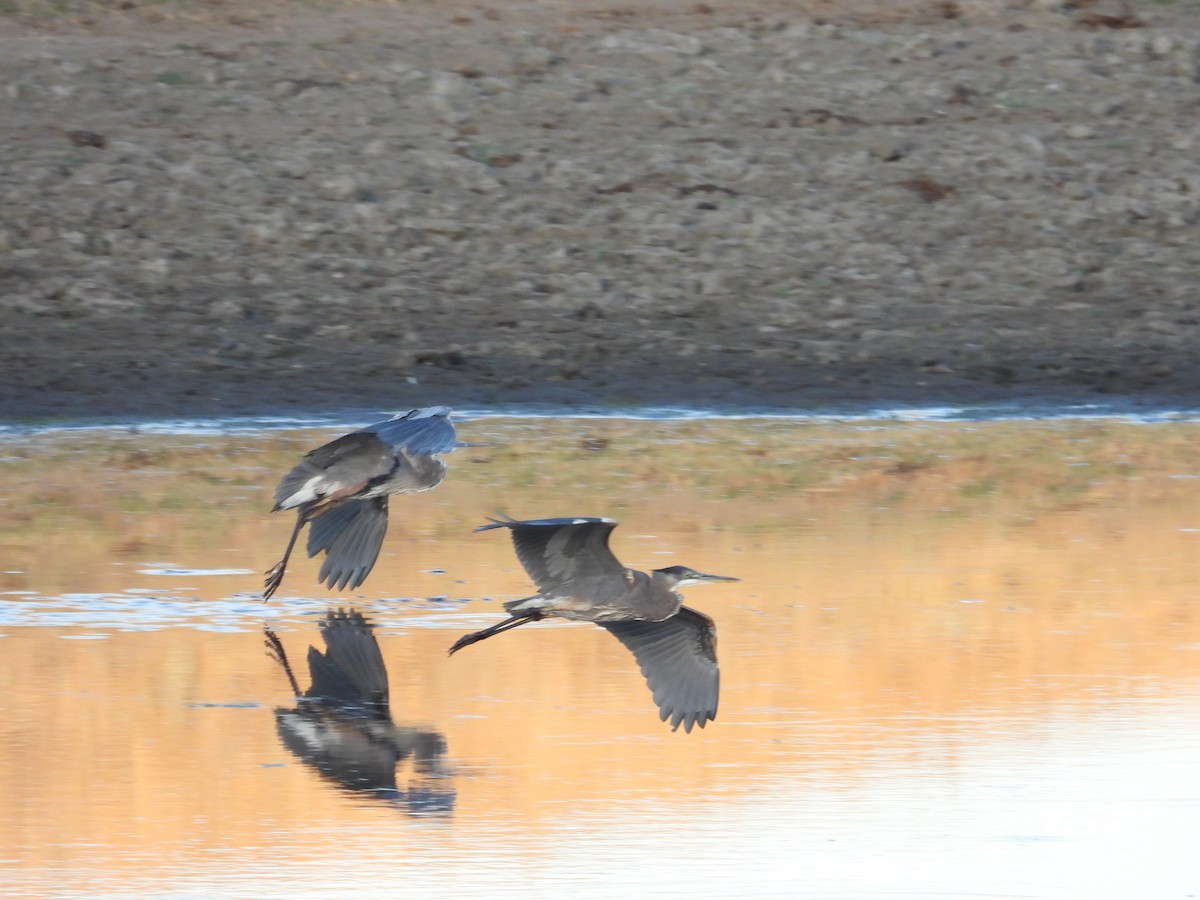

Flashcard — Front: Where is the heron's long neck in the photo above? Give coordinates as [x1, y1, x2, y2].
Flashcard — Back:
[372, 453, 446, 494]
[647, 572, 684, 621]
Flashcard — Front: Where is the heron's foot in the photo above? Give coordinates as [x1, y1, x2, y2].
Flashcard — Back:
[447, 630, 483, 656]
[263, 562, 285, 602]
[447, 613, 543, 656]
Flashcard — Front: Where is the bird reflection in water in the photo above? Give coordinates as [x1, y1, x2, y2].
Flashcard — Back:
[264, 607, 454, 816]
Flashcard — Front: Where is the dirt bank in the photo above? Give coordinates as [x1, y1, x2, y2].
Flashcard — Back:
[2, 0, 1199, 420]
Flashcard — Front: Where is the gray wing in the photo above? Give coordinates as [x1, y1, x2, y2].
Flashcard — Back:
[309, 607, 390, 707]
[476, 517, 626, 593]
[362, 407, 457, 456]
[307, 499, 389, 592]
[274, 432, 393, 510]
[602, 606, 719, 733]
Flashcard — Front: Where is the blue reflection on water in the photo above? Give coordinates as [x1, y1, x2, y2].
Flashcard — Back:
[0, 591, 485, 633]
[3, 399, 1200, 437]
[0, 592, 269, 632]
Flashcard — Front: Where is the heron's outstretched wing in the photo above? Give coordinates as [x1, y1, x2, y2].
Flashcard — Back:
[307, 499, 389, 592]
[307, 608, 390, 708]
[274, 432, 393, 510]
[363, 407, 457, 456]
[602, 606, 719, 733]
[476, 517, 626, 592]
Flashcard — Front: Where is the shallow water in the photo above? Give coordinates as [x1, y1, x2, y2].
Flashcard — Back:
[1, 416, 1199, 899]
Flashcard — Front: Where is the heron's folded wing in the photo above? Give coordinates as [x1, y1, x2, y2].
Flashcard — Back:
[602, 606, 719, 733]
[307, 498, 389, 592]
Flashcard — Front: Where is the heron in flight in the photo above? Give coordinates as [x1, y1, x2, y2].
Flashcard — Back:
[449, 516, 736, 733]
[263, 407, 458, 601]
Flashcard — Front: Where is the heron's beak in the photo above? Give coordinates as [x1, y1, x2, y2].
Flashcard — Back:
[682, 572, 740, 587]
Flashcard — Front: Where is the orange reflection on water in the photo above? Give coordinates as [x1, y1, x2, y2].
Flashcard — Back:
[1, 418, 1199, 896]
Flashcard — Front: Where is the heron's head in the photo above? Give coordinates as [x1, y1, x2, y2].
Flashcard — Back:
[652, 565, 740, 589]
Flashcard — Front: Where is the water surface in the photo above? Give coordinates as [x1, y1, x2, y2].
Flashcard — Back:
[1, 417, 1198, 899]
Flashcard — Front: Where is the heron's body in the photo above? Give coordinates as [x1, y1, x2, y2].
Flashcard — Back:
[450, 516, 735, 733]
[504, 567, 680, 623]
[263, 407, 457, 601]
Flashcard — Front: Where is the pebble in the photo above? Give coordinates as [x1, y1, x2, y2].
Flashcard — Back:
[316, 173, 360, 201]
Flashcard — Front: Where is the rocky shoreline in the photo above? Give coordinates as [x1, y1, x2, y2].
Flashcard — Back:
[3, 0, 1199, 422]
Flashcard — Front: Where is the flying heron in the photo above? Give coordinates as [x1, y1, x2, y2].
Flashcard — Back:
[263, 406, 458, 601]
[264, 608, 453, 813]
[449, 516, 737, 733]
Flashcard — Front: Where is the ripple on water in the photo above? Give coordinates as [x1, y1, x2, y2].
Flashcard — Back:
[0, 592, 273, 632]
[0, 590, 483, 633]
[137, 567, 256, 577]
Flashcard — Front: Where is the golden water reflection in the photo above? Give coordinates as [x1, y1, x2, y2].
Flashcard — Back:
[1, 417, 1199, 897]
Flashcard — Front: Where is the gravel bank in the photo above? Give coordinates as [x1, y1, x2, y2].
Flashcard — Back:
[2, 0, 1199, 420]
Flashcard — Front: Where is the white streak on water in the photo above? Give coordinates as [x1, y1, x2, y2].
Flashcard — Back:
[3, 401, 1200, 437]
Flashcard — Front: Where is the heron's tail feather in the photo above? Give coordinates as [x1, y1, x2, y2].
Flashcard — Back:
[473, 513, 518, 533]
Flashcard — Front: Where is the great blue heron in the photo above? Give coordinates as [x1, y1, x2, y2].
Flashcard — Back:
[264, 608, 454, 814]
[263, 407, 458, 601]
[449, 516, 737, 733]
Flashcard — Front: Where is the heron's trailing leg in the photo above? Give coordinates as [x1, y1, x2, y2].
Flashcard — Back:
[264, 514, 306, 601]
[263, 626, 302, 695]
[448, 613, 543, 655]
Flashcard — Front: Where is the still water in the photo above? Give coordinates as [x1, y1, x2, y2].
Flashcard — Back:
[1, 416, 1198, 899]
